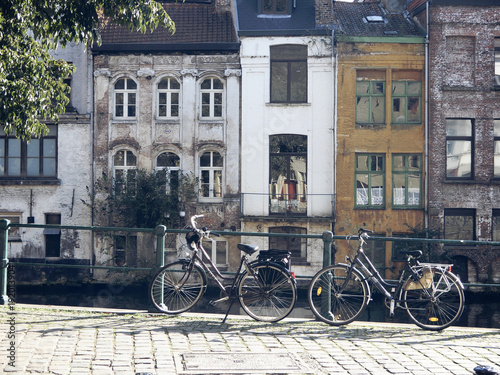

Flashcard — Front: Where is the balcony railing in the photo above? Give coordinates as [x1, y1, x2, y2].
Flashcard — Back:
[240, 192, 335, 218]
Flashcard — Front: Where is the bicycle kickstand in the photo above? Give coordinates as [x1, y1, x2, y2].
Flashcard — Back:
[221, 297, 237, 325]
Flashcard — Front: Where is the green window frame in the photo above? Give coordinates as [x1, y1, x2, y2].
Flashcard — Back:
[391, 81, 422, 124]
[356, 80, 385, 124]
[392, 154, 422, 208]
[355, 154, 385, 208]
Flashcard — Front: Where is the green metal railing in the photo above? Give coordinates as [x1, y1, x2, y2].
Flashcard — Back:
[1, 219, 499, 305]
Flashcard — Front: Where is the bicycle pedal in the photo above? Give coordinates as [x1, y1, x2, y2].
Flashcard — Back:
[209, 300, 217, 306]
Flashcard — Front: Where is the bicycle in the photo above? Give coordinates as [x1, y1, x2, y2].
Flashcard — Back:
[308, 228, 465, 331]
[149, 214, 297, 323]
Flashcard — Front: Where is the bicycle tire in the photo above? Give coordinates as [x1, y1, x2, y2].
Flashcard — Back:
[403, 267, 465, 331]
[238, 263, 297, 322]
[308, 264, 370, 326]
[150, 260, 206, 314]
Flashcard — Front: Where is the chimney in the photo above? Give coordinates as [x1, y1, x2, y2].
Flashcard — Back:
[316, 0, 334, 28]
[215, 0, 231, 12]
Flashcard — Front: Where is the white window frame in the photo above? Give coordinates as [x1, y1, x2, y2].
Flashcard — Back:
[202, 237, 228, 266]
[113, 149, 137, 191]
[200, 77, 224, 119]
[157, 77, 180, 119]
[0, 213, 21, 241]
[199, 151, 223, 201]
[114, 78, 137, 119]
[155, 151, 181, 194]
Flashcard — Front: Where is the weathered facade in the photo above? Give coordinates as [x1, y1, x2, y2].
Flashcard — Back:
[0, 42, 93, 282]
[334, 1, 426, 279]
[235, 0, 336, 277]
[410, 0, 500, 283]
[91, 0, 242, 275]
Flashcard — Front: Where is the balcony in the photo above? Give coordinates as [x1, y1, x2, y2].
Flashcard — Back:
[240, 193, 335, 218]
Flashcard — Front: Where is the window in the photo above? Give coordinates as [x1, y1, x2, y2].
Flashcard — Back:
[355, 154, 385, 208]
[114, 234, 137, 267]
[356, 71, 385, 124]
[392, 81, 421, 124]
[157, 77, 180, 118]
[114, 78, 137, 118]
[492, 209, 500, 242]
[45, 213, 61, 257]
[446, 119, 473, 179]
[260, 0, 290, 14]
[494, 120, 500, 178]
[0, 125, 57, 178]
[392, 154, 422, 208]
[113, 150, 137, 192]
[444, 209, 475, 242]
[269, 135, 307, 215]
[495, 38, 500, 85]
[200, 78, 223, 118]
[199, 151, 223, 199]
[0, 213, 21, 241]
[269, 227, 307, 263]
[156, 152, 180, 194]
[270, 45, 307, 103]
[202, 237, 227, 266]
[365, 234, 386, 273]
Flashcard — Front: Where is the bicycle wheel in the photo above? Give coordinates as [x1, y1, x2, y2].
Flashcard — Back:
[150, 260, 206, 314]
[403, 267, 465, 331]
[308, 264, 369, 326]
[238, 263, 297, 322]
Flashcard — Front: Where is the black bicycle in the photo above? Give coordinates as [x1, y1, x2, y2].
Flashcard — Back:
[308, 228, 465, 330]
[150, 215, 297, 322]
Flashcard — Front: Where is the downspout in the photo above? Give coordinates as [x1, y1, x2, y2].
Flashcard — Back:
[332, 27, 338, 233]
[424, 0, 430, 231]
[89, 48, 95, 277]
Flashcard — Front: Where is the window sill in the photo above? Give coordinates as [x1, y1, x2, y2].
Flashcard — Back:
[354, 206, 386, 210]
[0, 178, 61, 186]
[155, 119, 180, 124]
[266, 102, 310, 107]
[198, 119, 224, 125]
[111, 119, 137, 124]
[442, 179, 482, 184]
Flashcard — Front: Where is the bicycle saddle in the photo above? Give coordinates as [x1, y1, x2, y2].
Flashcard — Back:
[399, 250, 423, 258]
[238, 243, 259, 255]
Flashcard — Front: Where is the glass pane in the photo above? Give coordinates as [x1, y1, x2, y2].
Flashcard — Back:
[392, 81, 406, 95]
[370, 174, 384, 205]
[213, 170, 222, 197]
[212, 152, 223, 167]
[114, 151, 125, 166]
[8, 139, 20, 157]
[171, 104, 179, 117]
[216, 241, 226, 265]
[201, 79, 211, 90]
[393, 155, 405, 171]
[493, 215, 500, 242]
[407, 97, 420, 122]
[271, 62, 288, 102]
[392, 97, 405, 122]
[200, 170, 210, 197]
[27, 139, 40, 157]
[270, 134, 307, 153]
[446, 119, 472, 136]
[446, 140, 471, 178]
[356, 154, 369, 171]
[371, 82, 384, 95]
[445, 214, 474, 240]
[407, 173, 420, 205]
[43, 158, 56, 176]
[356, 97, 370, 123]
[271, 45, 307, 60]
[290, 61, 307, 102]
[8, 158, 20, 176]
[0, 139, 4, 156]
[356, 174, 369, 205]
[213, 79, 223, 90]
[408, 155, 421, 171]
[393, 174, 406, 205]
[171, 92, 179, 105]
[157, 152, 180, 167]
[200, 152, 211, 167]
[27, 157, 39, 176]
[494, 120, 500, 137]
[158, 79, 169, 90]
[115, 79, 125, 90]
[171, 79, 180, 90]
[495, 141, 500, 178]
[158, 104, 166, 117]
[371, 97, 385, 123]
[202, 104, 210, 117]
[407, 81, 421, 95]
[370, 155, 383, 171]
[126, 151, 136, 166]
[356, 81, 370, 95]
[158, 92, 167, 105]
[290, 155, 306, 201]
[43, 139, 56, 157]
[126, 79, 137, 90]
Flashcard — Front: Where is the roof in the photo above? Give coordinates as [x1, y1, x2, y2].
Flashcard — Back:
[334, 1, 424, 39]
[93, 2, 239, 53]
[235, 0, 329, 36]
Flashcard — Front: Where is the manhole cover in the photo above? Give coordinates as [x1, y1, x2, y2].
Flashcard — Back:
[177, 352, 306, 374]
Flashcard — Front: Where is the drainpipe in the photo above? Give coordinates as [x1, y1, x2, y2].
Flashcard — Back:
[424, 0, 430, 232]
[332, 27, 337, 234]
[89, 49, 95, 277]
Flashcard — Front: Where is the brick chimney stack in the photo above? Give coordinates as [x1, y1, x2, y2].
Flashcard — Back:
[215, 0, 231, 12]
[316, 0, 334, 28]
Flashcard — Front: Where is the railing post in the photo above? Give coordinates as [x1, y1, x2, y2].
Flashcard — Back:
[155, 225, 167, 268]
[322, 230, 334, 268]
[0, 219, 10, 305]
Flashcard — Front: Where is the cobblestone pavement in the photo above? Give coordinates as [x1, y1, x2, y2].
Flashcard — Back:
[1, 304, 499, 375]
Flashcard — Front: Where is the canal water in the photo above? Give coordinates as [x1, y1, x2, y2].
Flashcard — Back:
[15, 284, 500, 329]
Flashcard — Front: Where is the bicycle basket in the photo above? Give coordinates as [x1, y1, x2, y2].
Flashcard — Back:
[177, 243, 193, 260]
[257, 249, 291, 270]
[403, 267, 433, 290]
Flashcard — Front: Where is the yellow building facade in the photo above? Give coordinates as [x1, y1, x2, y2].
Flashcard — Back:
[335, 37, 426, 279]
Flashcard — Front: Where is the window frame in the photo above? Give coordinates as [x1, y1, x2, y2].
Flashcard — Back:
[392, 154, 422, 209]
[114, 77, 137, 119]
[199, 151, 223, 200]
[45, 213, 61, 258]
[270, 45, 308, 104]
[200, 77, 224, 119]
[259, 0, 291, 15]
[444, 208, 476, 243]
[494, 120, 500, 179]
[391, 81, 422, 124]
[157, 77, 180, 119]
[355, 153, 386, 209]
[0, 213, 21, 241]
[155, 151, 181, 194]
[0, 125, 58, 179]
[269, 226, 308, 264]
[495, 37, 500, 86]
[202, 237, 228, 266]
[445, 118, 473, 180]
[113, 149, 137, 193]
[356, 80, 386, 125]
[492, 209, 500, 242]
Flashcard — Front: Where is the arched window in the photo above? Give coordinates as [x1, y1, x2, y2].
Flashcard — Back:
[156, 152, 180, 194]
[200, 78, 223, 118]
[113, 150, 137, 192]
[199, 151, 223, 199]
[157, 77, 180, 118]
[114, 78, 137, 118]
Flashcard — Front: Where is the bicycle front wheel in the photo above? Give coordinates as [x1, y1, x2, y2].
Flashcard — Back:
[238, 263, 297, 322]
[150, 260, 206, 314]
[403, 267, 465, 331]
[308, 264, 369, 326]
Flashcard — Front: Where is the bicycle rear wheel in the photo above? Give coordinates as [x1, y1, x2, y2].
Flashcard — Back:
[238, 263, 297, 322]
[150, 260, 206, 314]
[403, 267, 465, 331]
[308, 264, 369, 326]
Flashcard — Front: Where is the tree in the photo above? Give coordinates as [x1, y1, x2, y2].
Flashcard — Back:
[0, 0, 174, 140]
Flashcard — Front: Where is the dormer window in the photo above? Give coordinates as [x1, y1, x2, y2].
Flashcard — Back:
[260, 0, 291, 15]
[365, 15, 386, 24]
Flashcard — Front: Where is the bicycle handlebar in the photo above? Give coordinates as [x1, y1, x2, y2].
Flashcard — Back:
[189, 215, 220, 238]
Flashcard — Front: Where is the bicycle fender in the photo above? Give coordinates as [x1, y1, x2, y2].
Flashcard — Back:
[335, 263, 372, 302]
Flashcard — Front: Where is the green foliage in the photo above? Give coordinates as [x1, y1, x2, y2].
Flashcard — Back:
[0, 0, 174, 140]
[84, 169, 198, 228]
